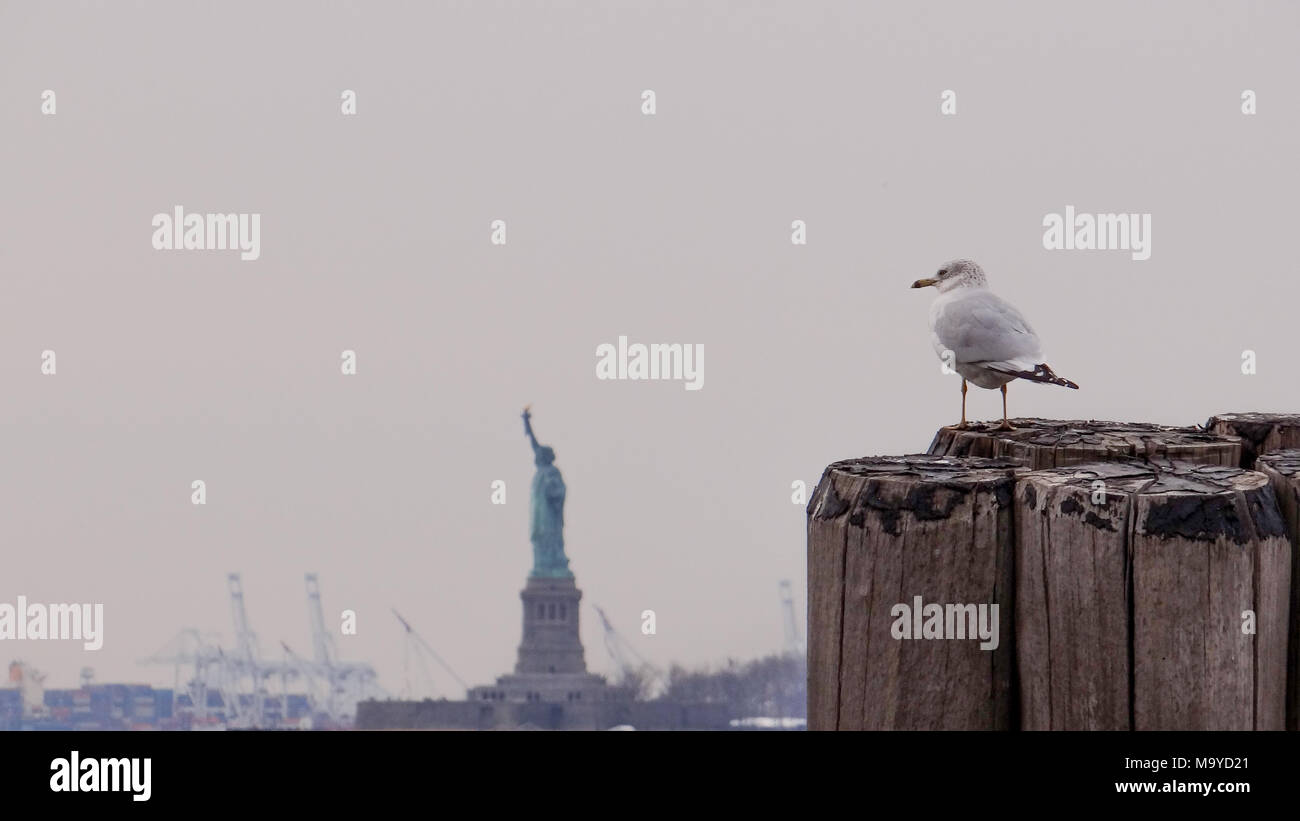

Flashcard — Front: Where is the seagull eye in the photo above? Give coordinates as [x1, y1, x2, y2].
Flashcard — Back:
[937, 270, 946, 277]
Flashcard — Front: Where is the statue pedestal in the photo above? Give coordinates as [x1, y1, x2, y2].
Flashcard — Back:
[469, 672, 613, 706]
[465, 575, 621, 706]
[514, 576, 587, 675]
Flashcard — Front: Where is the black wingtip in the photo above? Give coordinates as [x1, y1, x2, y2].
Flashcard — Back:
[995, 363, 1079, 389]
[1037, 363, 1078, 390]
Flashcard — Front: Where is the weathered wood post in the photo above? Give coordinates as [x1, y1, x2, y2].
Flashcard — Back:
[1016, 460, 1290, 730]
[1208, 413, 1300, 468]
[928, 418, 1241, 469]
[807, 455, 1019, 730]
[1255, 450, 1300, 729]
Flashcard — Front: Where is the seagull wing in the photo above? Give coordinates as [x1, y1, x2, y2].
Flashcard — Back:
[931, 289, 1044, 371]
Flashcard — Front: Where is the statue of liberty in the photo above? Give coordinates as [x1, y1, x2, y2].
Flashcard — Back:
[522, 406, 572, 578]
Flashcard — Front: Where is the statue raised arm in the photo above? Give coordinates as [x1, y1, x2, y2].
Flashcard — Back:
[522, 406, 542, 456]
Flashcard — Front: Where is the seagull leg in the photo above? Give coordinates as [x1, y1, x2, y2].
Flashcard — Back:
[956, 379, 969, 430]
[998, 383, 1015, 431]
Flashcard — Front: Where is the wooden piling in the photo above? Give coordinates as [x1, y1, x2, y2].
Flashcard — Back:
[807, 455, 1020, 730]
[1016, 460, 1289, 730]
[1015, 461, 1144, 730]
[928, 418, 1241, 469]
[1207, 413, 1300, 468]
[1255, 450, 1300, 729]
[810, 418, 1300, 731]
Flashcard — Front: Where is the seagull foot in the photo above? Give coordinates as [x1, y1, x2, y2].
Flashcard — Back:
[996, 421, 1016, 431]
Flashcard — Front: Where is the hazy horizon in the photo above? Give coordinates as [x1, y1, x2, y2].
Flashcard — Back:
[2, 0, 1298, 696]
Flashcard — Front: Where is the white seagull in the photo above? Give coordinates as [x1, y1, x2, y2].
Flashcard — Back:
[911, 259, 1078, 430]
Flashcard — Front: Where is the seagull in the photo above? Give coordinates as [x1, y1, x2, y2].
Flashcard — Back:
[911, 259, 1078, 431]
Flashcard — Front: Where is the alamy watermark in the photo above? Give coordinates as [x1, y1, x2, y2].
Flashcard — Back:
[596, 336, 704, 391]
[1042, 205, 1151, 260]
[890, 595, 998, 651]
[0, 596, 103, 650]
[50, 751, 150, 801]
[151, 206, 261, 261]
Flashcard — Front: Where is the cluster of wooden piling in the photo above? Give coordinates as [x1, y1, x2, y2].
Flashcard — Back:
[807, 414, 1300, 730]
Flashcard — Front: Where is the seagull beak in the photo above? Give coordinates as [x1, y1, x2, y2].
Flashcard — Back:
[911, 278, 937, 289]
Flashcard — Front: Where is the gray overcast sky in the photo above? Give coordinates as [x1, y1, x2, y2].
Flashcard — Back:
[1, 0, 1298, 692]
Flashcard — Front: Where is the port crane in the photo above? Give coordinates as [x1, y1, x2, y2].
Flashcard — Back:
[779, 580, 804, 657]
[592, 604, 663, 698]
[142, 573, 384, 728]
[392, 609, 467, 699]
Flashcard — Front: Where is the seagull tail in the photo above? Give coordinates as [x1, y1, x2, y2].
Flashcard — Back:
[1010, 363, 1079, 389]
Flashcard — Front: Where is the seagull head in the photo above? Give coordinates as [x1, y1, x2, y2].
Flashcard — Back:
[911, 259, 988, 293]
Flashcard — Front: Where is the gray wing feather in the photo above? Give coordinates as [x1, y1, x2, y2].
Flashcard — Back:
[931, 289, 1043, 369]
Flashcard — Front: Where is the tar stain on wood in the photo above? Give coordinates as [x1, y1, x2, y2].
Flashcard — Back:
[1138, 464, 1288, 545]
[1015, 459, 1290, 730]
[1207, 413, 1300, 468]
[811, 421, 1297, 731]
[807, 455, 1020, 730]
[928, 418, 1241, 470]
[1015, 462, 1151, 730]
[1057, 493, 1118, 531]
[1256, 450, 1300, 730]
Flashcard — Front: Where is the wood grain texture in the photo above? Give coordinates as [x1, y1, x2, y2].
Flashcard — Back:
[1015, 462, 1148, 730]
[811, 418, 1296, 732]
[806, 466, 866, 730]
[1129, 461, 1290, 730]
[1017, 460, 1291, 730]
[929, 418, 1241, 470]
[1256, 450, 1300, 730]
[807, 455, 1020, 730]
[1207, 413, 1300, 469]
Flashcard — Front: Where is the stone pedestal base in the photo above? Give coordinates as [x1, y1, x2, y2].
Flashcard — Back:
[468, 672, 618, 705]
[515, 576, 587, 675]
